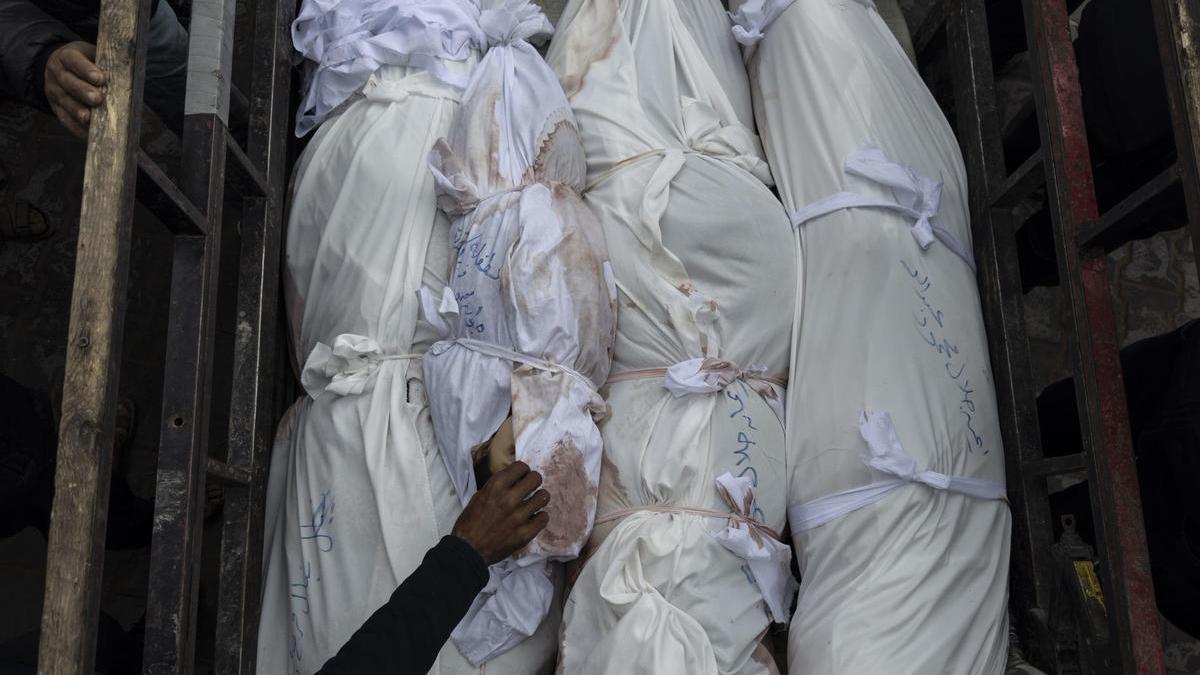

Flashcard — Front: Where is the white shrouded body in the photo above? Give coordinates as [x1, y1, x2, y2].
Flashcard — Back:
[257, 2, 562, 671]
[419, 0, 618, 664]
[546, 0, 798, 672]
[730, 0, 1011, 672]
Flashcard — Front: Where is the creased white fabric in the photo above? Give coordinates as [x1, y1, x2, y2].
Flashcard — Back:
[418, 0, 617, 664]
[733, 0, 1011, 672]
[787, 411, 1006, 532]
[789, 146, 977, 272]
[291, 0, 483, 135]
[711, 473, 798, 623]
[728, 0, 874, 47]
[258, 59, 560, 674]
[300, 333, 422, 398]
[547, 0, 796, 672]
[663, 357, 772, 397]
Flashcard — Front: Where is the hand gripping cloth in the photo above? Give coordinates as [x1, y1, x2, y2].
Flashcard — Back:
[729, 0, 1011, 673]
[257, 3, 561, 673]
[417, 0, 618, 665]
[545, 0, 799, 672]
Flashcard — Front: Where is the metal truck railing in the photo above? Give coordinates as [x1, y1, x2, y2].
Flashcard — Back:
[36, 0, 293, 671]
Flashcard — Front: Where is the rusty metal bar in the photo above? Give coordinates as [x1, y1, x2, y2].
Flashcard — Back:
[1150, 0, 1200, 282]
[207, 457, 253, 485]
[136, 149, 209, 235]
[1023, 454, 1087, 478]
[142, 120, 227, 675]
[992, 149, 1046, 209]
[913, 1, 947, 58]
[142, 0, 238, 667]
[224, 128, 271, 198]
[1020, 0, 1165, 671]
[213, 0, 295, 668]
[946, 1, 1057, 668]
[1077, 163, 1182, 251]
[37, 0, 153, 672]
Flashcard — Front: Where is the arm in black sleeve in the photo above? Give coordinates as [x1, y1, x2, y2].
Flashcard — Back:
[0, 0, 80, 108]
[318, 535, 489, 675]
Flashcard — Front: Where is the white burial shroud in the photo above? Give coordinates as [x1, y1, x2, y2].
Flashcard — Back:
[257, 2, 559, 673]
[419, 0, 617, 665]
[730, 0, 1011, 673]
[546, 0, 798, 673]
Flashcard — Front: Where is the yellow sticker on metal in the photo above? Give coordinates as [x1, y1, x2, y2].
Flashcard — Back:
[1074, 560, 1107, 615]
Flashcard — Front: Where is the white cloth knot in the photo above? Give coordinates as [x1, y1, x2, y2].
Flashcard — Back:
[728, 0, 876, 47]
[712, 472, 797, 623]
[681, 97, 774, 186]
[478, 0, 552, 49]
[728, 0, 785, 48]
[290, 0, 485, 136]
[787, 410, 1006, 534]
[858, 409, 922, 478]
[664, 357, 771, 397]
[844, 147, 943, 251]
[789, 146, 976, 271]
[300, 334, 420, 398]
[859, 410, 980, 493]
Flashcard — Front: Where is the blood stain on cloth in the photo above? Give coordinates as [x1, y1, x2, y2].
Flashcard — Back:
[537, 437, 597, 553]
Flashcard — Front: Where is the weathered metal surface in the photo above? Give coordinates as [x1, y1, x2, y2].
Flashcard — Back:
[946, 1, 1057, 669]
[224, 128, 270, 197]
[36, 0, 153, 672]
[1078, 163, 1183, 251]
[1150, 0, 1200, 284]
[992, 149, 1046, 209]
[213, 0, 294, 667]
[136, 149, 209, 235]
[142, 111, 229, 673]
[1021, 0, 1166, 671]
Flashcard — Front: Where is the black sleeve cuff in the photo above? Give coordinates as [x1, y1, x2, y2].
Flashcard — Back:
[434, 535, 489, 590]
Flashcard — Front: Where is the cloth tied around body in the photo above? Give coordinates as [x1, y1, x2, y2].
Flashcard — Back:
[300, 333, 421, 398]
[787, 410, 1007, 535]
[789, 146, 977, 271]
[417, 2, 617, 663]
[594, 472, 797, 624]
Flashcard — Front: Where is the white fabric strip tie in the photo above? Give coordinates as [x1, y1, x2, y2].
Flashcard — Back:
[300, 333, 422, 398]
[594, 472, 797, 623]
[608, 357, 786, 398]
[583, 147, 682, 194]
[789, 147, 977, 272]
[417, 286, 600, 395]
[729, 0, 877, 48]
[787, 410, 1006, 535]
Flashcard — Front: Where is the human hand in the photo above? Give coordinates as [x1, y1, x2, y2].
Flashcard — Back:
[452, 461, 550, 564]
[44, 42, 106, 139]
[486, 417, 516, 476]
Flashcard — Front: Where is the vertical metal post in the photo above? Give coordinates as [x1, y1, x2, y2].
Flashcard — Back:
[947, 0, 1057, 667]
[36, 0, 152, 671]
[1150, 0, 1200, 281]
[1021, 0, 1166, 671]
[213, 0, 294, 668]
[143, 0, 236, 670]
